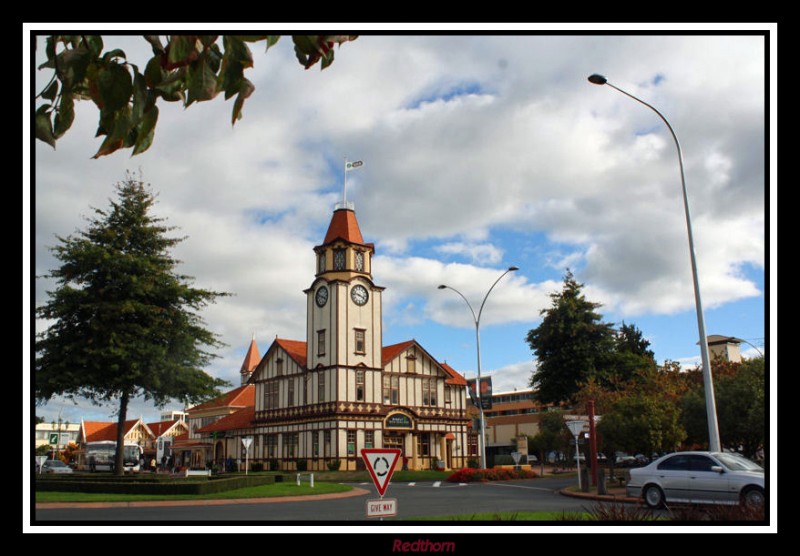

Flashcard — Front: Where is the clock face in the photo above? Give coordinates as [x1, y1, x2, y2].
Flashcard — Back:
[355, 251, 364, 272]
[315, 286, 329, 307]
[351, 285, 369, 306]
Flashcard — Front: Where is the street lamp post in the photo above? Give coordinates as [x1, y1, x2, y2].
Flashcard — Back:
[588, 74, 721, 452]
[438, 266, 519, 468]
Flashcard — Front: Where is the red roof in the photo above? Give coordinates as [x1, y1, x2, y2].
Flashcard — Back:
[82, 420, 142, 442]
[197, 407, 256, 433]
[240, 338, 261, 374]
[276, 338, 308, 368]
[146, 420, 187, 437]
[190, 384, 254, 412]
[440, 362, 467, 386]
[381, 340, 415, 367]
[322, 208, 365, 245]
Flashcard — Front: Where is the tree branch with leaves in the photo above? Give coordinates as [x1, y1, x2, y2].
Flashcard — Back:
[35, 35, 358, 158]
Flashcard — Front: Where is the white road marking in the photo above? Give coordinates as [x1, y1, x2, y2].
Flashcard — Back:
[433, 481, 441, 488]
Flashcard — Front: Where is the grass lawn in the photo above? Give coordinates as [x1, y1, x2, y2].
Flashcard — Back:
[35, 481, 353, 504]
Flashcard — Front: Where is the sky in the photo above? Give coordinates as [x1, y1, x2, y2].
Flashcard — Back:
[26, 27, 773, 431]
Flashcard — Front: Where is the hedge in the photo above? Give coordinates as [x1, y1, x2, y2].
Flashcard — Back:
[446, 467, 538, 482]
[35, 474, 277, 495]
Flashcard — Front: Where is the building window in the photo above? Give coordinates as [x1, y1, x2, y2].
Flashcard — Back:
[365, 430, 374, 449]
[265, 381, 279, 409]
[318, 372, 326, 402]
[333, 248, 346, 270]
[429, 380, 437, 406]
[276, 358, 283, 376]
[417, 433, 430, 457]
[347, 430, 356, 456]
[356, 370, 365, 401]
[324, 430, 331, 458]
[319, 253, 326, 273]
[407, 354, 416, 373]
[422, 378, 437, 406]
[468, 434, 478, 457]
[313, 432, 319, 457]
[317, 330, 326, 356]
[265, 435, 278, 459]
[288, 379, 295, 407]
[383, 375, 399, 404]
[303, 375, 308, 405]
[354, 329, 366, 354]
[444, 386, 451, 404]
[283, 433, 298, 459]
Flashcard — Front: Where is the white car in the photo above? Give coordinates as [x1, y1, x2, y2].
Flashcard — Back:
[38, 459, 74, 474]
[626, 451, 764, 508]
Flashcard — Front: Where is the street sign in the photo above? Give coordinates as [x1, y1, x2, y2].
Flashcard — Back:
[366, 498, 397, 518]
[511, 451, 521, 464]
[48, 432, 58, 444]
[361, 448, 401, 497]
[241, 437, 253, 452]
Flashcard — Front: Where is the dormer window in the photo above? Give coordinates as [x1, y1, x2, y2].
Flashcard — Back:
[355, 251, 364, 272]
[318, 253, 326, 273]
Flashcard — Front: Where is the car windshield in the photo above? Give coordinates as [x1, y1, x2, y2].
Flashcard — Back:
[47, 461, 67, 467]
[715, 453, 763, 472]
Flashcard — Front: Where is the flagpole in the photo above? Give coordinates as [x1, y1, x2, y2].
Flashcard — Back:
[343, 157, 348, 206]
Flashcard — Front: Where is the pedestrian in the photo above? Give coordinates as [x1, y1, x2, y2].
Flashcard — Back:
[150, 457, 156, 471]
[161, 455, 167, 471]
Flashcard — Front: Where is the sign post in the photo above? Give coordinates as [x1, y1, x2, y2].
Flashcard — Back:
[565, 420, 588, 491]
[361, 448, 401, 519]
[241, 436, 253, 475]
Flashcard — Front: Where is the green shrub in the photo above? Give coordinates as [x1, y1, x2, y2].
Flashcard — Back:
[268, 459, 280, 471]
[296, 459, 308, 472]
[326, 459, 341, 471]
[467, 459, 480, 469]
[250, 462, 264, 472]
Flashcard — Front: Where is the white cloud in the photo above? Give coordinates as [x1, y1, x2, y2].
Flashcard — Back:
[30, 32, 768, 422]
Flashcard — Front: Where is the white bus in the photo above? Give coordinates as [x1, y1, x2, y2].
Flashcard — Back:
[82, 441, 143, 472]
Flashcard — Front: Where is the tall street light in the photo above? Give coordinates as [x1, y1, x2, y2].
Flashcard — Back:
[588, 73, 720, 452]
[438, 266, 519, 468]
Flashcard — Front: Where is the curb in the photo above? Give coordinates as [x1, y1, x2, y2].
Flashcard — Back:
[559, 488, 640, 505]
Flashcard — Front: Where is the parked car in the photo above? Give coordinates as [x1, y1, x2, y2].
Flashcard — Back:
[525, 454, 538, 464]
[38, 459, 74, 474]
[626, 451, 764, 508]
[615, 453, 637, 467]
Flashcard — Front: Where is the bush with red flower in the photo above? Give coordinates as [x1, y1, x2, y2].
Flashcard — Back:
[447, 467, 538, 482]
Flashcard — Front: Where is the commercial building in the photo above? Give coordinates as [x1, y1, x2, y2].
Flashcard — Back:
[185, 204, 472, 471]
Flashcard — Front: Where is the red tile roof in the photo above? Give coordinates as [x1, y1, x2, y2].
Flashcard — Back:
[381, 340, 415, 367]
[240, 338, 261, 374]
[82, 420, 144, 442]
[190, 384, 254, 412]
[146, 420, 188, 437]
[323, 208, 365, 245]
[276, 338, 308, 368]
[440, 362, 467, 386]
[196, 407, 256, 433]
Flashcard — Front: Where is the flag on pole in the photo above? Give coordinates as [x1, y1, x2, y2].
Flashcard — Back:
[345, 160, 364, 171]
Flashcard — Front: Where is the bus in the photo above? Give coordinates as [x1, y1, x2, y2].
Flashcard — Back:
[81, 441, 144, 472]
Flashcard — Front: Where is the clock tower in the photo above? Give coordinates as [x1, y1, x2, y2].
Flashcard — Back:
[305, 203, 384, 380]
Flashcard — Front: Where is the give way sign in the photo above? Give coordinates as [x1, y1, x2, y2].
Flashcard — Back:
[361, 448, 401, 497]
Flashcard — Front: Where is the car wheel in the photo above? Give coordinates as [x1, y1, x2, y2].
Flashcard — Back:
[643, 484, 665, 509]
[742, 487, 765, 508]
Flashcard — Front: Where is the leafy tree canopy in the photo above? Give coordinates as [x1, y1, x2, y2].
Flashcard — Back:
[35, 173, 230, 472]
[35, 35, 358, 158]
[526, 270, 616, 404]
[680, 357, 765, 459]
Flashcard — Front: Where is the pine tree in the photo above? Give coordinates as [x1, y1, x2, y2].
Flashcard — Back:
[35, 174, 229, 474]
[526, 270, 615, 404]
